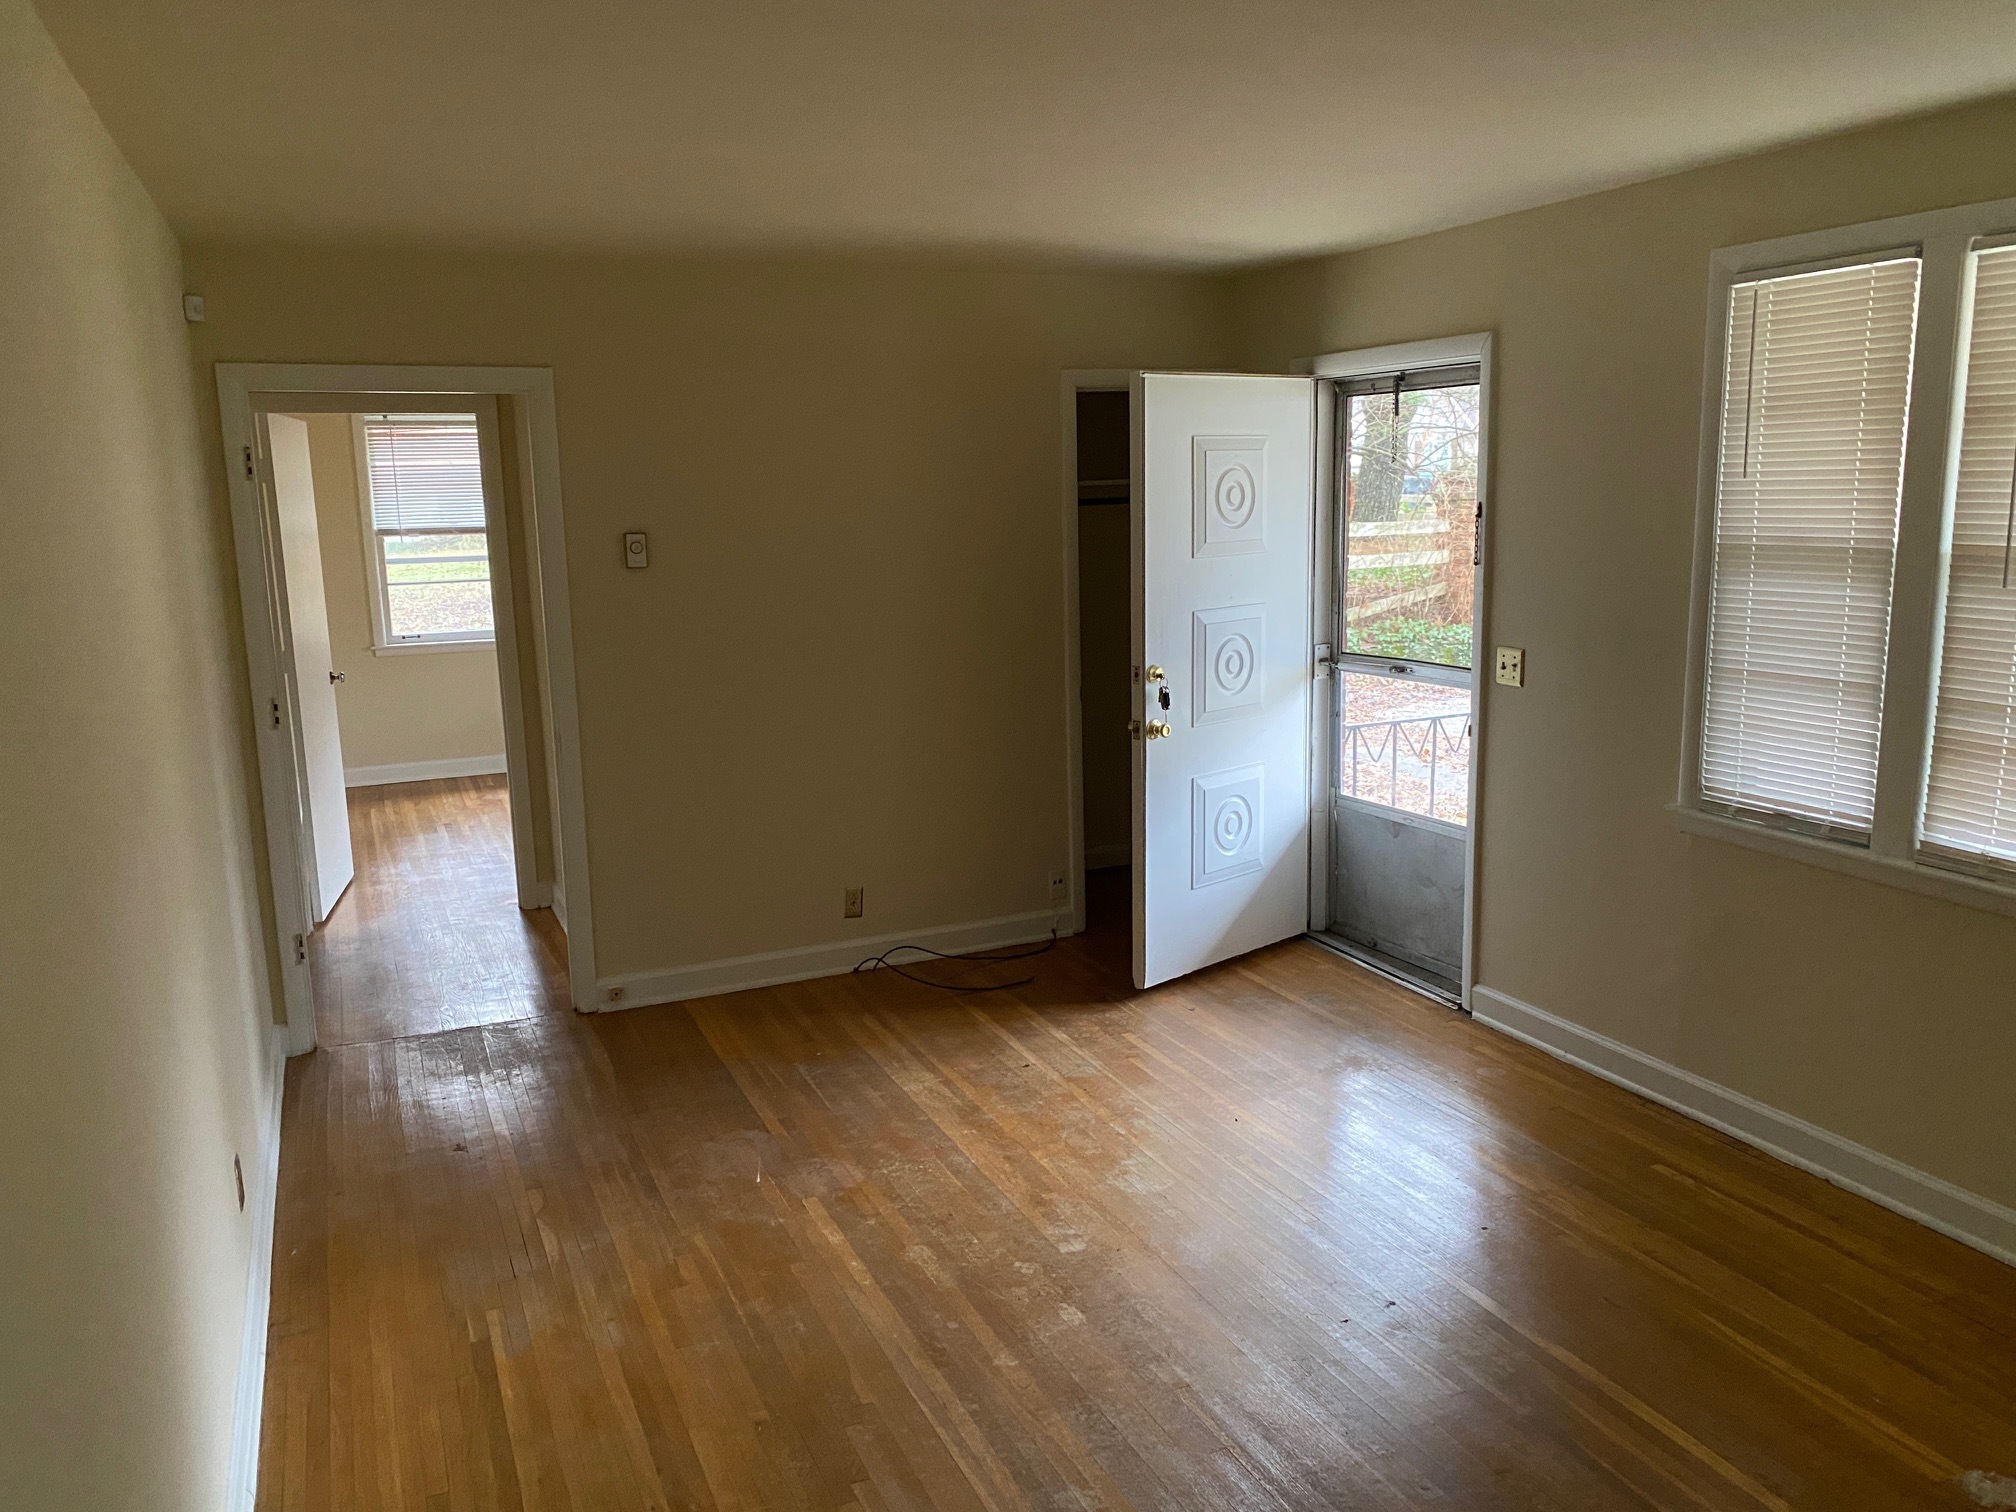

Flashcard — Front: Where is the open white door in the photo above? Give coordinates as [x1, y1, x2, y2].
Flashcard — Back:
[259, 413, 354, 923]
[1134, 373, 1316, 988]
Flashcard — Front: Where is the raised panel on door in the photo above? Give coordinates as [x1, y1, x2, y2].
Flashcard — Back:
[1134, 373, 1316, 989]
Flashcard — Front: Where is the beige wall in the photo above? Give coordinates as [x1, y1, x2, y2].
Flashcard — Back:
[185, 248, 1231, 975]
[0, 0, 279, 1506]
[295, 412, 506, 775]
[1230, 95, 2016, 1209]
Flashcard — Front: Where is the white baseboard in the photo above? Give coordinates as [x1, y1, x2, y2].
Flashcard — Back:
[597, 908, 1066, 1011]
[1471, 985, 2016, 1269]
[343, 754, 506, 788]
[1084, 842, 1130, 870]
[224, 1027, 287, 1512]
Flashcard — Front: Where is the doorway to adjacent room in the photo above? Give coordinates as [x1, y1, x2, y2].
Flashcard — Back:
[219, 365, 593, 1051]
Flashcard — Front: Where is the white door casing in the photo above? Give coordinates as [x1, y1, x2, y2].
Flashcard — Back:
[260, 413, 354, 923]
[1134, 373, 1316, 988]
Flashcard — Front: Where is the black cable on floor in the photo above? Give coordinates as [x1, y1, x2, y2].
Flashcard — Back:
[851, 932, 1057, 993]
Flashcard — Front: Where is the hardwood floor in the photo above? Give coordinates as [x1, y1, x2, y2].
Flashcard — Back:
[263, 831, 2016, 1509]
[309, 776, 567, 1047]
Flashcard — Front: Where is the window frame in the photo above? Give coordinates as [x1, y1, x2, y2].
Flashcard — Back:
[1677, 195, 2016, 919]
[350, 412, 497, 655]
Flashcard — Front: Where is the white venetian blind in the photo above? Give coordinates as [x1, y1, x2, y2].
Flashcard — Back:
[1699, 257, 1920, 837]
[363, 415, 486, 533]
[1922, 245, 2016, 877]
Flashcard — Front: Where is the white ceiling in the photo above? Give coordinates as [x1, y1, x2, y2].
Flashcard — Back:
[33, 0, 2016, 268]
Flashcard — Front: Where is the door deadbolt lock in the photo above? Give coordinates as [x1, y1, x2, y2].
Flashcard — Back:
[1145, 664, 1165, 683]
[1145, 719, 1172, 740]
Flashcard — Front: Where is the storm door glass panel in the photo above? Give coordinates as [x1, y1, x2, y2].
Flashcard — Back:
[1338, 672, 1471, 825]
[1342, 375, 1480, 670]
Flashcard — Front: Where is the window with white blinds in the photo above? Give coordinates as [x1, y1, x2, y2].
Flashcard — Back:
[1922, 245, 2016, 878]
[1698, 256, 1921, 838]
[356, 413, 494, 647]
[362, 415, 487, 532]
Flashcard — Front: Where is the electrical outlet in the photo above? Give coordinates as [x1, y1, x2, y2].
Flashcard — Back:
[844, 886, 865, 919]
[1495, 646, 1525, 687]
[1048, 870, 1068, 904]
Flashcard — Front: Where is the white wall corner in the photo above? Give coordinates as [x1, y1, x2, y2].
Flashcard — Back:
[595, 909, 1067, 1013]
[1470, 985, 2016, 1269]
[224, 1027, 287, 1512]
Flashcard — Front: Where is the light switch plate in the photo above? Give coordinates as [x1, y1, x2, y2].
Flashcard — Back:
[1495, 646, 1525, 687]
[623, 531, 648, 568]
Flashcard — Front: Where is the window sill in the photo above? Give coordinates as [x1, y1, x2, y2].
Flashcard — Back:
[1669, 804, 2016, 920]
[370, 639, 496, 658]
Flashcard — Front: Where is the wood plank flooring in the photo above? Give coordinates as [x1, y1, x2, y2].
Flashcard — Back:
[309, 776, 567, 1046]
[262, 797, 2016, 1509]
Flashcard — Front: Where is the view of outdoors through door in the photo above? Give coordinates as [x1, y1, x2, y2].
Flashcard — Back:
[1326, 361, 1482, 1001]
[1339, 374, 1479, 826]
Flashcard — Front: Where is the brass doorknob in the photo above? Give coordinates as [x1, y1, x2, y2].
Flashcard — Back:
[1145, 664, 1165, 683]
[1145, 719, 1172, 740]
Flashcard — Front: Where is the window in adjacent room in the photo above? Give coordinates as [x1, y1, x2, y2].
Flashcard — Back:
[355, 413, 494, 649]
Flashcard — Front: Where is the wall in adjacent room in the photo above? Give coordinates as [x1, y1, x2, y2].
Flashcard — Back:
[0, 0, 280, 1506]
[184, 247, 1231, 980]
[295, 412, 506, 780]
[1228, 94, 2016, 1212]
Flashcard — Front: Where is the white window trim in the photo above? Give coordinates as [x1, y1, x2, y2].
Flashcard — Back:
[1678, 194, 2016, 920]
[349, 413, 498, 654]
